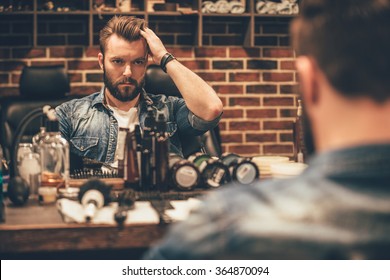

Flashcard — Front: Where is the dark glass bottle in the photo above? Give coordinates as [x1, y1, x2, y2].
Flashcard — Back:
[124, 129, 140, 189]
[155, 113, 169, 192]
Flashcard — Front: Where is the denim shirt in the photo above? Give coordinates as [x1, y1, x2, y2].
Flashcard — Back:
[55, 87, 220, 163]
[144, 144, 390, 259]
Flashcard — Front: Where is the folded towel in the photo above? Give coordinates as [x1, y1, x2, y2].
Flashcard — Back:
[57, 198, 159, 225]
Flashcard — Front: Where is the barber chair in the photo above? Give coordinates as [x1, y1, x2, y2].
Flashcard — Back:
[0, 65, 73, 175]
[144, 64, 222, 158]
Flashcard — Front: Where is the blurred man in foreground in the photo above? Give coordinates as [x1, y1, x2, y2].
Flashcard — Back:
[144, 0, 390, 259]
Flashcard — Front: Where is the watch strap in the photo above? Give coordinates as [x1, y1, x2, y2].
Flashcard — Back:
[160, 53, 175, 73]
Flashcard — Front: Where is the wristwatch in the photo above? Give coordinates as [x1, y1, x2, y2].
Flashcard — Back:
[160, 52, 176, 73]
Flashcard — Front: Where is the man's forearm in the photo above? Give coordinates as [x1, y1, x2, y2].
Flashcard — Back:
[166, 60, 223, 121]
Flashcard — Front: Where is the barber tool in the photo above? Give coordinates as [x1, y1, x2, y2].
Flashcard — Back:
[221, 153, 260, 185]
[155, 113, 169, 192]
[78, 179, 111, 223]
[114, 189, 137, 226]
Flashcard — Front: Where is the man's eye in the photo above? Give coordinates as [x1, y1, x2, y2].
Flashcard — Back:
[112, 59, 123, 64]
[134, 60, 146, 66]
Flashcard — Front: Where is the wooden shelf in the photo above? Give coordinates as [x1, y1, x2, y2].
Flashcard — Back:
[0, 0, 298, 47]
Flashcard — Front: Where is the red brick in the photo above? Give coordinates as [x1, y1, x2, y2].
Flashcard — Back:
[230, 121, 260, 131]
[85, 47, 100, 57]
[246, 133, 277, 143]
[86, 73, 103, 83]
[195, 48, 227, 58]
[167, 47, 193, 58]
[229, 97, 261, 106]
[263, 97, 294, 106]
[219, 121, 227, 131]
[281, 60, 296, 70]
[280, 84, 299, 94]
[11, 73, 21, 84]
[228, 145, 260, 155]
[12, 48, 46, 59]
[213, 84, 243, 94]
[221, 133, 243, 143]
[247, 59, 277, 70]
[280, 108, 298, 118]
[197, 72, 226, 82]
[229, 47, 260, 58]
[263, 144, 293, 154]
[263, 120, 293, 130]
[220, 96, 227, 106]
[68, 60, 99, 70]
[222, 109, 244, 118]
[50, 47, 83, 58]
[229, 72, 260, 82]
[212, 60, 243, 70]
[71, 85, 101, 95]
[247, 109, 277, 118]
[263, 72, 294, 82]
[181, 60, 210, 70]
[263, 48, 294, 58]
[280, 133, 293, 142]
[69, 73, 83, 83]
[0, 60, 26, 71]
[247, 84, 277, 94]
[31, 60, 65, 67]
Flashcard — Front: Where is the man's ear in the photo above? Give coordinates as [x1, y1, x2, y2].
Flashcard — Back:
[295, 56, 320, 107]
[98, 53, 104, 70]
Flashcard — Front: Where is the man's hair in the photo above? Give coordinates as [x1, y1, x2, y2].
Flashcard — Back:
[99, 16, 147, 55]
[291, 0, 390, 102]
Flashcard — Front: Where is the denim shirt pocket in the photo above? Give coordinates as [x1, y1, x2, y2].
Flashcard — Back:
[70, 136, 99, 158]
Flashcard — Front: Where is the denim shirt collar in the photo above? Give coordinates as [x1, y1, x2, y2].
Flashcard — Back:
[307, 143, 390, 179]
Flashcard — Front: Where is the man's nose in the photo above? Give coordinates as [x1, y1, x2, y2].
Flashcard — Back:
[123, 65, 132, 76]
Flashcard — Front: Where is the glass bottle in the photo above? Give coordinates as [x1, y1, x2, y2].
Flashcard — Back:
[39, 119, 70, 189]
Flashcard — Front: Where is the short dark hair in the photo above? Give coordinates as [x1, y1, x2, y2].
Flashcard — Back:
[99, 16, 147, 55]
[291, 0, 390, 102]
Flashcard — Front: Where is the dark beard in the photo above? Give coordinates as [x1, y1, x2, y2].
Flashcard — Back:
[103, 67, 144, 102]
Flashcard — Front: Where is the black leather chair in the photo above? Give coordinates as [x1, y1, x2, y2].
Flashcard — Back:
[0, 65, 73, 174]
[144, 64, 222, 158]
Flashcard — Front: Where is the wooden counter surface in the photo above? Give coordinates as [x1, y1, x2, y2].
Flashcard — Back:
[0, 199, 167, 259]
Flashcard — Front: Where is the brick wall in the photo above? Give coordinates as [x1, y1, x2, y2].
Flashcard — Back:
[0, 15, 298, 158]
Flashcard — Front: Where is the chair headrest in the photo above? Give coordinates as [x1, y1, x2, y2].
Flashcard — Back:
[144, 64, 181, 97]
[19, 65, 70, 100]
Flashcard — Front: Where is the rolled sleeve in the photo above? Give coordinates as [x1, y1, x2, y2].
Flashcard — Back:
[188, 110, 222, 131]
